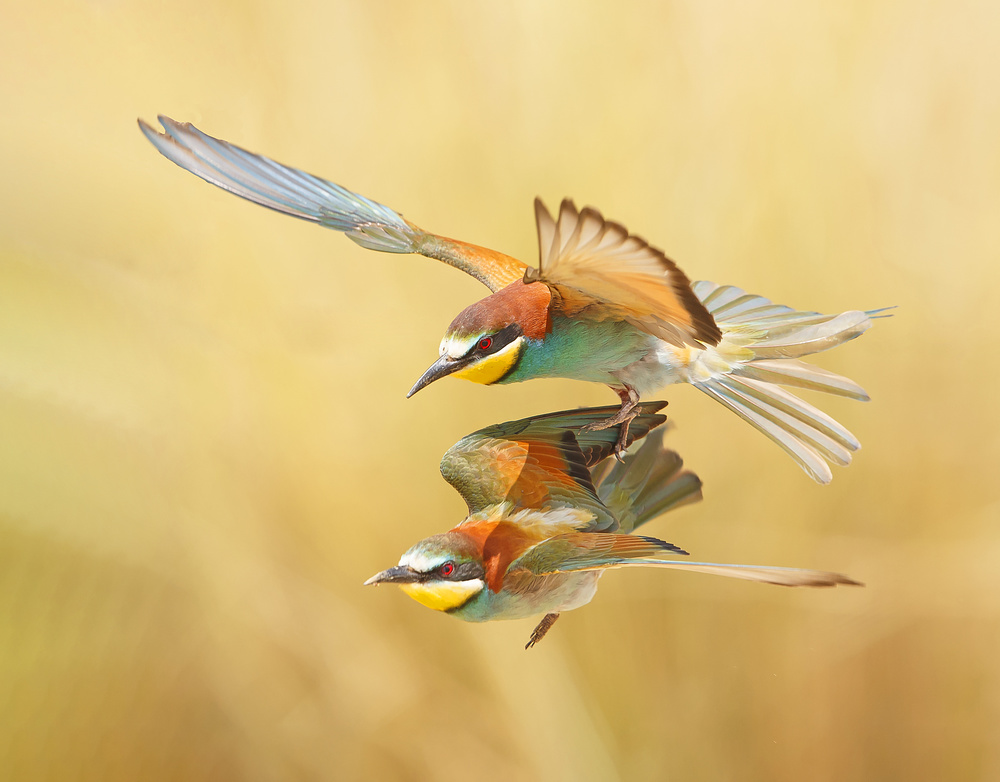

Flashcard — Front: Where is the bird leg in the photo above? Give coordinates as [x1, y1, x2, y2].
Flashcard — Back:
[525, 613, 560, 649]
[581, 386, 641, 459]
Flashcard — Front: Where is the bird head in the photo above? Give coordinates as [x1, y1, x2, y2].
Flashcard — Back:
[407, 280, 551, 397]
[364, 532, 486, 613]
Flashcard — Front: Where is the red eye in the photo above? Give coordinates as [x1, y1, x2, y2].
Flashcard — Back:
[439, 562, 455, 577]
[477, 337, 493, 351]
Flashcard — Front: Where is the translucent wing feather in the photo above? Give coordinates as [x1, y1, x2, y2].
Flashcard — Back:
[139, 116, 527, 291]
[511, 533, 690, 575]
[683, 281, 886, 482]
[526, 199, 721, 347]
[590, 428, 703, 533]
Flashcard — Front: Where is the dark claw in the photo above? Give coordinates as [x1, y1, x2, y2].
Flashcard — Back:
[612, 415, 634, 460]
[525, 613, 560, 649]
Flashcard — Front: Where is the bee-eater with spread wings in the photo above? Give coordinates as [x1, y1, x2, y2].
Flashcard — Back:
[140, 116, 885, 482]
[363, 404, 860, 648]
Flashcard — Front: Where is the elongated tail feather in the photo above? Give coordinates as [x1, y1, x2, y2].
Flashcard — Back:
[697, 376, 844, 483]
[738, 359, 870, 400]
[686, 281, 887, 482]
[610, 560, 862, 587]
[517, 534, 861, 587]
[743, 311, 872, 360]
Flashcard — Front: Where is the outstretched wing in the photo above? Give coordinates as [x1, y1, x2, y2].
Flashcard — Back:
[526, 199, 721, 347]
[512, 533, 861, 588]
[440, 403, 668, 531]
[138, 116, 527, 292]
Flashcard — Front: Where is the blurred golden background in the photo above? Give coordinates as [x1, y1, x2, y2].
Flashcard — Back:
[2, 1, 998, 779]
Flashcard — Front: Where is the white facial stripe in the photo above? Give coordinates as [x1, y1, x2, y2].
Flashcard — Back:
[400, 549, 449, 573]
[441, 333, 481, 359]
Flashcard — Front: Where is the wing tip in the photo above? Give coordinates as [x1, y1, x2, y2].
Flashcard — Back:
[137, 116, 162, 141]
[138, 114, 190, 156]
[636, 534, 689, 557]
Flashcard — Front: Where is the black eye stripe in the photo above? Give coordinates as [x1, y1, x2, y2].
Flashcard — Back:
[419, 561, 485, 581]
[464, 324, 523, 359]
[453, 562, 485, 580]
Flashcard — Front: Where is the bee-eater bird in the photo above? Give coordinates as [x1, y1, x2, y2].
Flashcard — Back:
[363, 403, 860, 648]
[140, 116, 885, 482]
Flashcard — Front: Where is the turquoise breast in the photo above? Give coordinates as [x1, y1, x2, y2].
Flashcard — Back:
[500, 317, 653, 385]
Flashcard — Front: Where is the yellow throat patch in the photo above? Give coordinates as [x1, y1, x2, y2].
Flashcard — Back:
[398, 579, 484, 612]
[449, 338, 523, 386]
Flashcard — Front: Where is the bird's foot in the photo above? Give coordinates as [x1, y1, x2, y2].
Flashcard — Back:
[581, 389, 641, 460]
[611, 415, 638, 461]
[525, 613, 560, 649]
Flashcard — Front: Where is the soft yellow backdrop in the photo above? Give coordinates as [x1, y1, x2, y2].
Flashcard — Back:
[2, 1, 997, 780]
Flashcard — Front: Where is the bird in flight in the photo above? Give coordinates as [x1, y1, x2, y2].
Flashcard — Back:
[140, 116, 885, 482]
[363, 404, 860, 648]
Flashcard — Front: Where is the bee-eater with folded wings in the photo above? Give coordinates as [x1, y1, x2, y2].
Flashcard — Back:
[363, 404, 859, 648]
[140, 116, 887, 482]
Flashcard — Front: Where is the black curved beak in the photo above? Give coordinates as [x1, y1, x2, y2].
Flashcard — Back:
[406, 354, 471, 398]
[364, 565, 422, 586]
